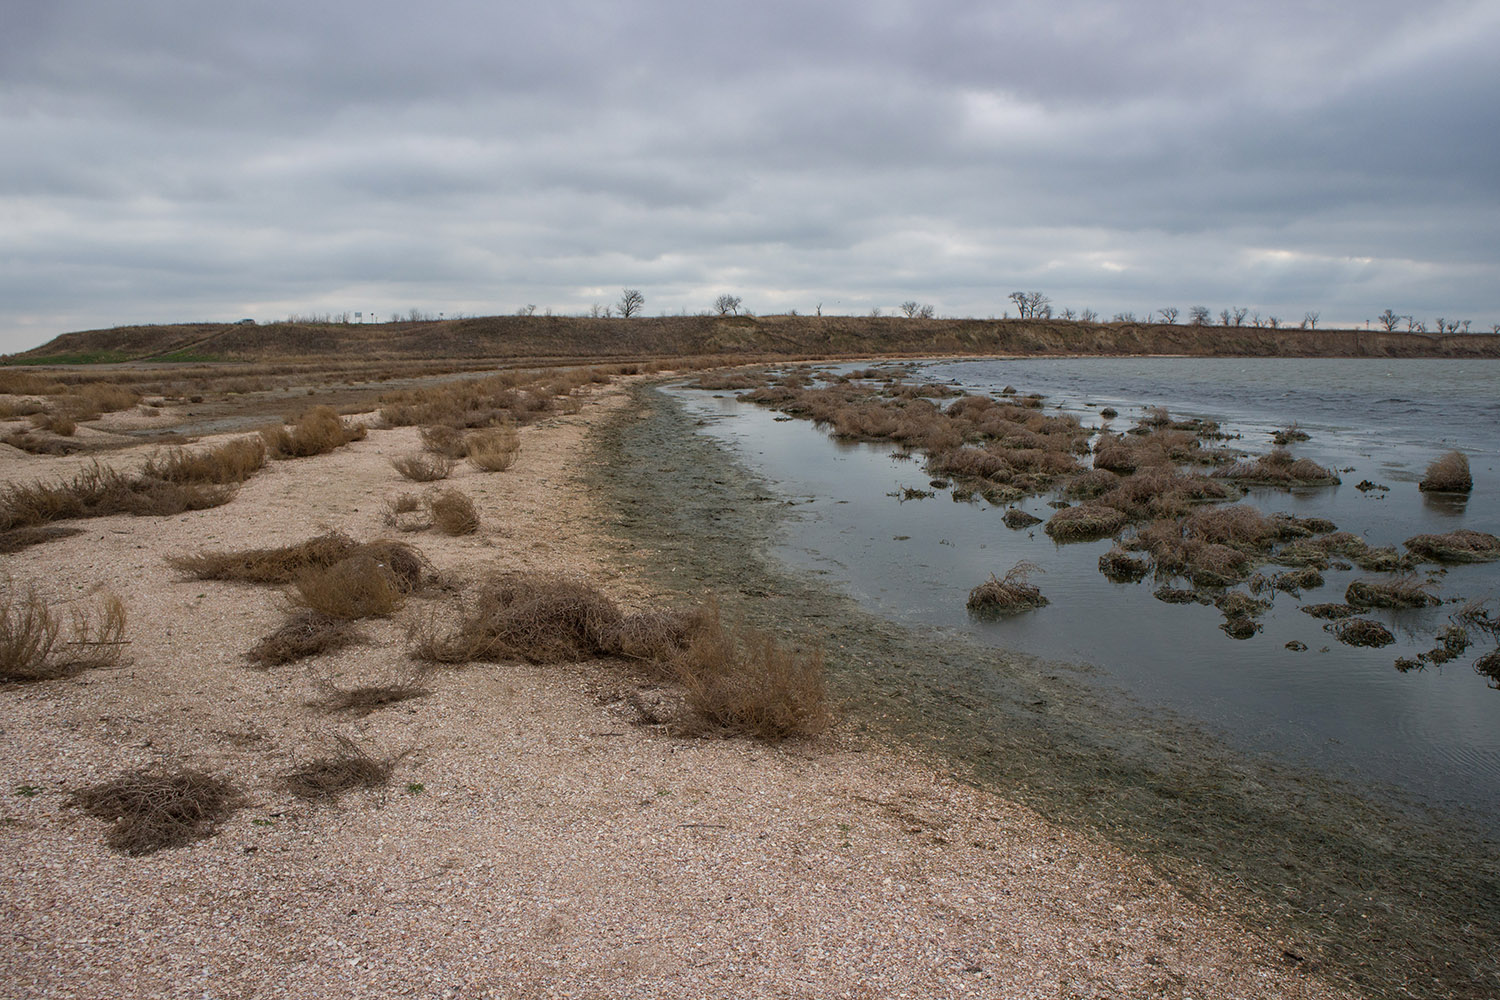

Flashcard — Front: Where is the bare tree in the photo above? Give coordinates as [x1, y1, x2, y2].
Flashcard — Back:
[1158, 307, 1179, 324]
[899, 301, 935, 318]
[589, 303, 612, 318]
[714, 294, 742, 316]
[815, 303, 823, 317]
[1219, 309, 1231, 326]
[516, 304, 536, 316]
[1377, 309, 1400, 331]
[1112, 311, 1137, 323]
[1461, 320, 1471, 333]
[617, 289, 644, 318]
[1079, 308, 1098, 323]
[1303, 310, 1319, 329]
[1025, 291, 1050, 318]
[1188, 305, 1211, 326]
[1008, 291, 1029, 317]
[1268, 316, 1281, 329]
[1060, 308, 1076, 321]
[1232, 307, 1249, 327]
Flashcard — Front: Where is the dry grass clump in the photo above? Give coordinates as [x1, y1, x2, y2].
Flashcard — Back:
[419, 424, 468, 458]
[379, 371, 561, 429]
[141, 437, 267, 484]
[602, 608, 711, 664]
[414, 573, 622, 664]
[382, 491, 429, 532]
[465, 424, 521, 471]
[391, 452, 453, 482]
[1, 587, 127, 683]
[1345, 577, 1440, 609]
[1327, 618, 1396, 648]
[966, 562, 1048, 616]
[1, 430, 86, 455]
[0, 462, 234, 532]
[280, 734, 400, 802]
[69, 767, 240, 855]
[168, 530, 360, 584]
[1001, 508, 1042, 529]
[0, 525, 84, 554]
[427, 488, 480, 535]
[246, 610, 364, 667]
[1404, 529, 1500, 563]
[671, 601, 830, 741]
[1098, 547, 1150, 582]
[260, 406, 367, 459]
[29, 410, 77, 435]
[1419, 450, 1472, 493]
[1044, 503, 1127, 542]
[307, 667, 429, 716]
[1300, 603, 1359, 620]
[1475, 649, 1500, 688]
[1454, 600, 1500, 639]
[294, 547, 423, 619]
[1217, 449, 1339, 487]
[1182, 505, 1282, 550]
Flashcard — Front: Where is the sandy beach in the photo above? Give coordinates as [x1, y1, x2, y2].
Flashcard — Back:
[0, 379, 1352, 999]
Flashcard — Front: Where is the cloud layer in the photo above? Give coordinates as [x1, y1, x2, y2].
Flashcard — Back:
[3, 0, 1497, 350]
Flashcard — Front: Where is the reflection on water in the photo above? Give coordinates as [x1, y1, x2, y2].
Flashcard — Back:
[674, 357, 1500, 829]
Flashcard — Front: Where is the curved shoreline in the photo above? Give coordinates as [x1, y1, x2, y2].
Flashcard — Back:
[585, 380, 1500, 1000]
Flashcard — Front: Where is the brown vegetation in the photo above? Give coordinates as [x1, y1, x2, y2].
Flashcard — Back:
[427, 489, 480, 536]
[141, 437, 267, 484]
[0, 525, 84, 554]
[391, 452, 453, 482]
[1044, 504, 1128, 542]
[1419, 451, 1472, 493]
[293, 547, 425, 620]
[68, 767, 241, 855]
[307, 667, 430, 716]
[1328, 618, 1396, 648]
[413, 573, 623, 664]
[966, 562, 1048, 615]
[1404, 529, 1499, 563]
[0, 462, 235, 533]
[168, 531, 361, 584]
[670, 601, 830, 741]
[1345, 577, 1441, 610]
[260, 406, 367, 459]
[1217, 449, 1339, 487]
[280, 734, 400, 803]
[245, 610, 364, 667]
[464, 424, 521, 471]
[0, 586, 127, 683]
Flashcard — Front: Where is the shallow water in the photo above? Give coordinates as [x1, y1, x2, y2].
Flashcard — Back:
[674, 358, 1500, 829]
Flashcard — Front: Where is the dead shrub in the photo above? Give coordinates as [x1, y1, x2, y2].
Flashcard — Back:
[419, 424, 468, 458]
[427, 488, 480, 535]
[1419, 450, 1472, 493]
[1454, 600, 1500, 639]
[0, 462, 234, 531]
[414, 573, 623, 664]
[1345, 576, 1440, 610]
[1300, 603, 1360, 620]
[69, 767, 240, 855]
[600, 608, 709, 665]
[464, 425, 521, 471]
[381, 492, 430, 532]
[1404, 529, 1499, 563]
[0, 525, 84, 554]
[246, 610, 364, 667]
[280, 734, 400, 802]
[1044, 504, 1127, 542]
[1217, 449, 1339, 487]
[1475, 649, 1500, 688]
[967, 561, 1048, 616]
[391, 452, 453, 482]
[0, 586, 128, 683]
[168, 531, 360, 584]
[142, 437, 267, 484]
[1184, 505, 1279, 550]
[307, 667, 429, 716]
[29, 411, 77, 436]
[1098, 547, 1150, 582]
[261, 406, 366, 459]
[672, 601, 830, 740]
[1327, 618, 1395, 648]
[294, 550, 417, 619]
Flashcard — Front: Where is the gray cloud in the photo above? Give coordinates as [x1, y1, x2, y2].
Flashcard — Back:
[3, 0, 1498, 351]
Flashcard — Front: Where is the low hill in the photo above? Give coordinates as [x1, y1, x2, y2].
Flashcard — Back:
[9, 314, 1500, 364]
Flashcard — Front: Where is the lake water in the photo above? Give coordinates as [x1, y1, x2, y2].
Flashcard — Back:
[674, 358, 1500, 830]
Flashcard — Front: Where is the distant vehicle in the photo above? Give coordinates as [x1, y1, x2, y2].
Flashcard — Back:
[236, 318, 256, 325]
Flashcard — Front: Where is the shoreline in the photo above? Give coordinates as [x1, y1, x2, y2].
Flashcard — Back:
[585, 380, 1500, 1000]
[0, 371, 1477, 997]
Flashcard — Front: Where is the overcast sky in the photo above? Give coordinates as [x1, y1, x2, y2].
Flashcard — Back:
[3, 0, 1498, 352]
